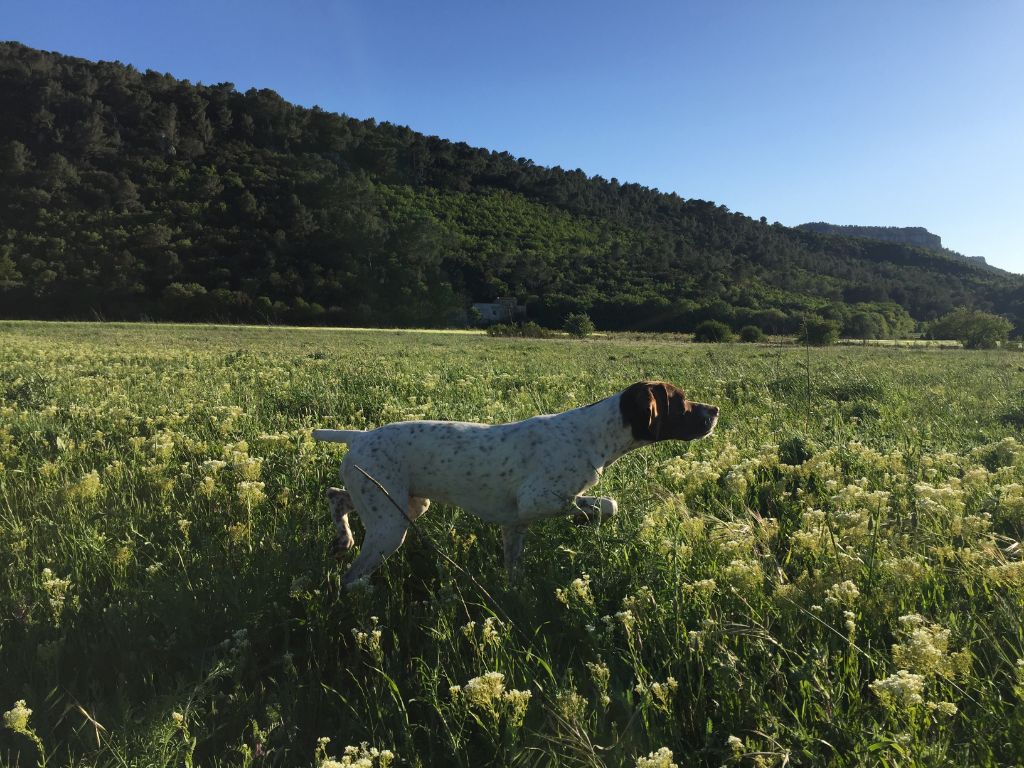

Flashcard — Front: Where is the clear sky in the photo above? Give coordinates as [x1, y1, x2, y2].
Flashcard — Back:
[5, 0, 1023, 273]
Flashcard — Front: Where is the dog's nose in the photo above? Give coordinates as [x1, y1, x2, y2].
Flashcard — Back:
[702, 405, 719, 430]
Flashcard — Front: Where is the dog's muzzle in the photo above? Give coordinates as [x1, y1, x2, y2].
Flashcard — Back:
[694, 403, 720, 436]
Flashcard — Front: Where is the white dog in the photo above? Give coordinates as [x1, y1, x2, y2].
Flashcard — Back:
[314, 381, 719, 587]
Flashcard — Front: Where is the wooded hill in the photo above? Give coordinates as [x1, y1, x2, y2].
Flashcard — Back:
[2, 42, 1021, 333]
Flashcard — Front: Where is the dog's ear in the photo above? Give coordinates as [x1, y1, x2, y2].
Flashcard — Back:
[650, 382, 670, 439]
[620, 381, 666, 441]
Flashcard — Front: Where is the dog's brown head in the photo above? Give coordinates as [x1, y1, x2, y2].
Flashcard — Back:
[619, 381, 719, 443]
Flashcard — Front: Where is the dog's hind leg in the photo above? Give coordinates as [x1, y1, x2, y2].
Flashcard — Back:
[408, 496, 431, 521]
[326, 487, 356, 556]
[338, 472, 411, 589]
[342, 525, 410, 588]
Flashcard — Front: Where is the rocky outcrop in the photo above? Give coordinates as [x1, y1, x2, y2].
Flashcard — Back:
[797, 223, 942, 250]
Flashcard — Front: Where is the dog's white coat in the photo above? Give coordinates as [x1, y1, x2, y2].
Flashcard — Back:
[314, 384, 717, 587]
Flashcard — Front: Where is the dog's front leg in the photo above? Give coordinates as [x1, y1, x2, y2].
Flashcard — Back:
[501, 524, 528, 581]
[571, 496, 618, 525]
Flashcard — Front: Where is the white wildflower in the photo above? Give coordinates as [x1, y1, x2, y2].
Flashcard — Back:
[635, 746, 678, 768]
[3, 700, 32, 734]
[235, 480, 266, 508]
[871, 670, 926, 706]
[555, 573, 594, 608]
[825, 580, 860, 606]
[464, 671, 506, 709]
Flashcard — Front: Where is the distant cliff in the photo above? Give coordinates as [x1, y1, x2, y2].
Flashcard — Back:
[796, 223, 999, 271]
[797, 223, 942, 250]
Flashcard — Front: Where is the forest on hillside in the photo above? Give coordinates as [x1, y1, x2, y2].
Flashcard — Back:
[2, 42, 1022, 333]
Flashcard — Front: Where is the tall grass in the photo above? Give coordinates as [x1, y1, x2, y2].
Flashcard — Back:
[1, 322, 1022, 767]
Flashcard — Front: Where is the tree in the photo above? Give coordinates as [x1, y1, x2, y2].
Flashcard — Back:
[929, 308, 964, 342]
[962, 314, 1012, 349]
[564, 312, 595, 338]
[693, 320, 733, 343]
[930, 308, 1012, 349]
[797, 316, 839, 346]
[0, 245, 22, 285]
[0, 140, 31, 173]
[847, 311, 888, 341]
[162, 282, 208, 319]
[739, 325, 765, 343]
[752, 308, 790, 335]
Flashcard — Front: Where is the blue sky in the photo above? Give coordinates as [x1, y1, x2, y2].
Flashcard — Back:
[6, 0, 1023, 273]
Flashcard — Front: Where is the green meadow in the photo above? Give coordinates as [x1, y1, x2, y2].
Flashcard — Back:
[1, 322, 1023, 767]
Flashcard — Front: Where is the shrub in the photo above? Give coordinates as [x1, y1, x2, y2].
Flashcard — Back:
[563, 312, 595, 338]
[846, 310, 889, 341]
[693, 320, 734, 343]
[751, 308, 791, 335]
[797, 316, 839, 346]
[162, 282, 216, 321]
[486, 322, 553, 338]
[929, 308, 1013, 349]
[739, 325, 765, 343]
[779, 434, 814, 465]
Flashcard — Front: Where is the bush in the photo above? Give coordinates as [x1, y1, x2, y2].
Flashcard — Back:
[485, 322, 553, 338]
[797, 316, 839, 346]
[739, 325, 765, 343]
[845, 310, 889, 341]
[929, 308, 1013, 349]
[693, 320, 734, 343]
[563, 312, 595, 338]
[162, 282, 210, 320]
[779, 434, 815, 465]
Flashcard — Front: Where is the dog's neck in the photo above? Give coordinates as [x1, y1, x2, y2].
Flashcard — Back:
[567, 392, 648, 470]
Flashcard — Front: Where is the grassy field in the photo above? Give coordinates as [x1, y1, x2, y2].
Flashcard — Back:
[1, 321, 1023, 767]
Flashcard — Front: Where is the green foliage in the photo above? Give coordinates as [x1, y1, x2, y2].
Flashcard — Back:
[693, 319, 733, 343]
[929, 307, 1014, 349]
[563, 312, 595, 338]
[798, 316, 840, 346]
[485, 321, 553, 338]
[0, 42, 1021, 331]
[3, 323, 1024, 766]
[778, 434, 815, 465]
[738, 325, 765, 343]
[846, 310, 889, 340]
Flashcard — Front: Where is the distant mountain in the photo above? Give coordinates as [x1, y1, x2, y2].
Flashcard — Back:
[797, 223, 942, 251]
[796, 223, 1003, 274]
[1, 41, 1022, 333]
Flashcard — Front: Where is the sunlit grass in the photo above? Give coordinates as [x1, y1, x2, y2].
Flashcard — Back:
[1, 321, 1023, 767]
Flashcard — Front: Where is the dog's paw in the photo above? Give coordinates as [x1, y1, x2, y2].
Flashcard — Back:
[330, 533, 355, 558]
[343, 575, 374, 593]
[572, 497, 618, 525]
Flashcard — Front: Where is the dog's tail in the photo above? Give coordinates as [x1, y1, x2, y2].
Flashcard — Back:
[312, 429, 365, 444]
